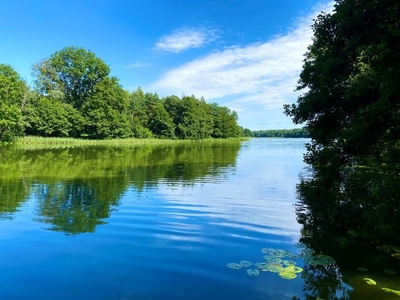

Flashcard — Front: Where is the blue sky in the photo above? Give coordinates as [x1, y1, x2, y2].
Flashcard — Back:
[0, 0, 333, 130]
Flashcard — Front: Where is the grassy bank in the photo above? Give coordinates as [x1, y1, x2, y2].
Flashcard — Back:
[5, 136, 249, 149]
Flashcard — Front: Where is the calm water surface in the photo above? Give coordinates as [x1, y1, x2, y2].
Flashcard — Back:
[0, 138, 399, 300]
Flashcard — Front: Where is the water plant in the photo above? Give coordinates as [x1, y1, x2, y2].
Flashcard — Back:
[239, 260, 253, 268]
[295, 243, 336, 266]
[392, 253, 400, 259]
[363, 278, 376, 285]
[226, 263, 242, 269]
[278, 265, 303, 280]
[247, 269, 260, 276]
[382, 287, 400, 296]
[226, 246, 304, 279]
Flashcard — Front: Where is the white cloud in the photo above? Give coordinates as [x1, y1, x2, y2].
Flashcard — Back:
[155, 27, 219, 53]
[124, 61, 151, 68]
[149, 2, 334, 110]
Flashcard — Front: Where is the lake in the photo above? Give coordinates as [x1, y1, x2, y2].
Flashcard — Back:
[1, 138, 399, 300]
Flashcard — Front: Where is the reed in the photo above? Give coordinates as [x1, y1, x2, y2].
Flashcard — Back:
[9, 136, 248, 149]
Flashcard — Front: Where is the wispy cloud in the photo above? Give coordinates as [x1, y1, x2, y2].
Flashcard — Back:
[124, 61, 151, 68]
[149, 2, 334, 110]
[155, 27, 219, 53]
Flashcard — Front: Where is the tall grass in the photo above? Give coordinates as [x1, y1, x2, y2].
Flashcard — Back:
[8, 136, 248, 149]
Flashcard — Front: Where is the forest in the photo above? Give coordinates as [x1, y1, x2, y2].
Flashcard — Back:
[0, 47, 252, 142]
[253, 128, 309, 138]
[285, 0, 400, 244]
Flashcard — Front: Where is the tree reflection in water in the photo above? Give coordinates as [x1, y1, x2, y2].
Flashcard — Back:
[0, 142, 241, 234]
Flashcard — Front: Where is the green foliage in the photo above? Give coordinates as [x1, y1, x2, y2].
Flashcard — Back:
[32, 46, 110, 109]
[253, 128, 309, 138]
[23, 93, 84, 137]
[0, 64, 27, 142]
[0, 102, 23, 142]
[0, 47, 243, 141]
[166, 95, 214, 139]
[81, 77, 131, 139]
[241, 127, 254, 137]
[285, 0, 400, 242]
[147, 101, 175, 139]
[211, 103, 241, 138]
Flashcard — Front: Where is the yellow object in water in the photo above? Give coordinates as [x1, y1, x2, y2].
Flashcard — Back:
[382, 287, 400, 296]
[363, 278, 376, 285]
[278, 265, 303, 280]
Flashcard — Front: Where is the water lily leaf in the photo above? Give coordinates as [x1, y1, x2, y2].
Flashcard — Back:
[263, 256, 282, 264]
[226, 263, 242, 269]
[247, 268, 260, 276]
[292, 266, 303, 273]
[363, 278, 377, 285]
[264, 263, 284, 273]
[382, 287, 400, 296]
[261, 248, 289, 258]
[376, 245, 394, 252]
[303, 253, 336, 266]
[383, 269, 397, 275]
[261, 248, 275, 254]
[254, 262, 268, 270]
[283, 260, 296, 267]
[391, 253, 400, 259]
[278, 267, 298, 280]
[239, 260, 253, 267]
[356, 267, 369, 272]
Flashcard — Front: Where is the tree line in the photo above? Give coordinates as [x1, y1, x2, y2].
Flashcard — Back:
[0, 46, 252, 142]
[253, 128, 309, 138]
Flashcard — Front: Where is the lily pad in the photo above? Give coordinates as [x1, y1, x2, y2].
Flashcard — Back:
[277, 265, 303, 280]
[261, 248, 290, 258]
[254, 262, 268, 269]
[226, 263, 242, 269]
[363, 278, 377, 285]
[391, 253, 400, 259]
[356, 267, 369, 272]
[247, 268, 260, 276]
[376, 245, 394, 253]
[278, 266, 298, 280]
[283, 260, 297, 267]
[286, 252, 300, 260]
[377, 244, 400, 253]
[382, 287, 400, 296]
[292, 266, 303, 273]
[263, 256, 283, 264]
[304, 254, 336, 266]
[261, 247, 276, 254]
[383, 269, 397, 275]
[239, 260, 253, 267]
[265, 263, 284, 273]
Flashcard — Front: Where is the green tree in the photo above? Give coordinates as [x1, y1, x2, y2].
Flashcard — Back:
[81, 77, 131, 139]
[210, 103, 241, 138]
[284, 0, 400, 241]
[23, 92, 84, 137]
[32, 46, 110, 109]
[174, 96, 213, 139]
[128, 87, 152, 138]
[0, 64, 27, 142]
[147, 102, 175, 139]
